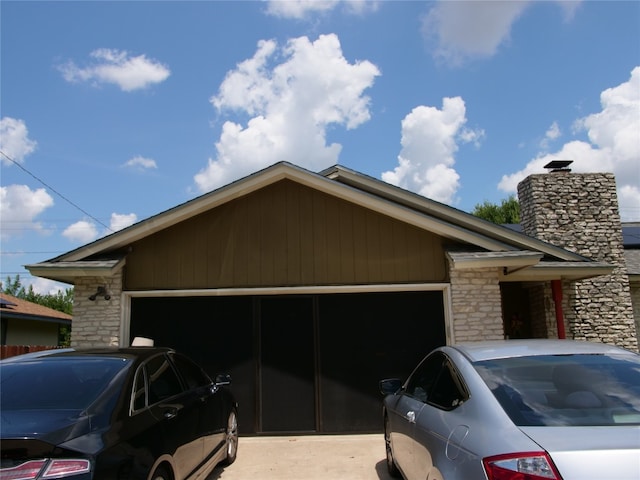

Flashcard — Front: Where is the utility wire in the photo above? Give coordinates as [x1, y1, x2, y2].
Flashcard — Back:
[0, 149, 112, 232]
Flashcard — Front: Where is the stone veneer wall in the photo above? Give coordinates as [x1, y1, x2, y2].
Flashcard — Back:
[448, 264, 504, 342]
[518, 172, 638, 351]
[72, 272, 123, 347]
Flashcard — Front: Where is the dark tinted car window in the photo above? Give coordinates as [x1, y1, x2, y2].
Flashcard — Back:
[0, 358, 129, 410]
[132, 367, 147, 411]
[146, 354, 184, 404]
[429, 362, 467, 410]
[474, 353, 640, 426]
[171, 353, 212, 390]
[405, 352, 444, 402]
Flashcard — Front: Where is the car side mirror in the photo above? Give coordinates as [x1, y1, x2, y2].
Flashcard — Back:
[211, 374, 232, 394]
[379, 378, 403, 396]
[215, 373, 232, 386]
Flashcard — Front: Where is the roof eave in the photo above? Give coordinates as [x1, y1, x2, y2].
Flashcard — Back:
[323, 165, 587, 262]
[41, 162, 518, 265]
[26, 258, 126, 284]
[499, 263, 615, 282]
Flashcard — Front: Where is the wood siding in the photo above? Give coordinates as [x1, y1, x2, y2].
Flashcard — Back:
[125, 180, 447, 290]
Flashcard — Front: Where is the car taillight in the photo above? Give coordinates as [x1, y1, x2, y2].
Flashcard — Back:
[0, 460, 47, 480]
[42, 460, 91, 478]
[483, 452, 563, 480]
[0, 459, 91, 480]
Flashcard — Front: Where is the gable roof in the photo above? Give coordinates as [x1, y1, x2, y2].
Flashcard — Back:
[27, 162, 614, 284]
[0, 293, 72, 325]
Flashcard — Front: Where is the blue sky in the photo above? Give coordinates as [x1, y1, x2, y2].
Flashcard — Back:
[1, 0, 639, 294]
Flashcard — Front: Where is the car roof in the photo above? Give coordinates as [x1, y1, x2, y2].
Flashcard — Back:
[1, 346, 175, 364]
[449, 339, 638, 362]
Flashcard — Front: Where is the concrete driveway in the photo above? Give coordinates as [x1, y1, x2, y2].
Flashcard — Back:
[208, 434, 396, 480]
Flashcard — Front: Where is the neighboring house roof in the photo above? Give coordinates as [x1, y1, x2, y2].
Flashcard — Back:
[625, 249, 640, 278]
[622, 223, 640, 248]
[26, 162, 615, 284]
[621, 223, 640, 279]
[0, 293, 72, 325]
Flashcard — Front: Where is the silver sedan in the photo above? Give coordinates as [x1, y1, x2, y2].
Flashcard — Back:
[380, 339, 640, 480]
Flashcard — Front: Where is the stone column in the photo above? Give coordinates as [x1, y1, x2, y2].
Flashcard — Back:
[448, 262, 504, 342]
[71, 272, 123, 347]
[518, 172, 637, 351]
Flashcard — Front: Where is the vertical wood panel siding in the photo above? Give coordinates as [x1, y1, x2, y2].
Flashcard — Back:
[124, 180, 447, 290]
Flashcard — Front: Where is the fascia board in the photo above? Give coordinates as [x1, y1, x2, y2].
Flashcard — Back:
[446, 251, 543, 269]
[55, 164, 296, 262]
[26, 258, 126, 281]
[324, 166, 586, 262]
[498, 262, 614, 282]
[55, 163, 515, 263]
[294, 171, 516, 251]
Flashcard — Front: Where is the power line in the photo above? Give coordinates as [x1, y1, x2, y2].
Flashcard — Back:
[0, 149, 112, 232]
[1, 251, 64, 255]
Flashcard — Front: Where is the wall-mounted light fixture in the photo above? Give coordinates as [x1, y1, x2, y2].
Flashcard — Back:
[89, 286, 111, 301]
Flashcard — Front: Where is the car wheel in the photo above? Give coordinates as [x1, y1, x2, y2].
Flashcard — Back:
[384, 415, 402, 478]
[221, 407, 238, 466]
[150, 465, 172, 480]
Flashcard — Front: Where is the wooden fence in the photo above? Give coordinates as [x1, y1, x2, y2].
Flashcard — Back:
[1, 345, 65, 360]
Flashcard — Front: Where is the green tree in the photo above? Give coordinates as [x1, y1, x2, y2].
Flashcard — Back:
[1, 275, 74, 345]
[472, 196, 520, 224]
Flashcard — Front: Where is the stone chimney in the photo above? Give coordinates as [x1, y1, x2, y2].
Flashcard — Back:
[517, 167, 637, 351]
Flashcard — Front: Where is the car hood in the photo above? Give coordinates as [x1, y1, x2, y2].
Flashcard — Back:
[1, 409, 91, 446]
[520, 426, 640, 480]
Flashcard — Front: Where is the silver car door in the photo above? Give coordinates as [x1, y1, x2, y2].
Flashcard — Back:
[412, 357, 470, 480]
[399, 352, 448, 479]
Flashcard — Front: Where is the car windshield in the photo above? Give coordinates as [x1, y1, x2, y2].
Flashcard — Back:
[0, 357, 131, 410]
[474, 353, 640, 426]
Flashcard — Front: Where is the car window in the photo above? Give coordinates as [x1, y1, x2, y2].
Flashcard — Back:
[146, 354, 184, 405]
[405, 352, 444, 402]
[0, 358, 129, 410]
[429, 361, 468, 410]
[474, 353, 640, 426]
[171, 353, 212, 390]
[405, 352, 468, 410]
[131, 366, 147, 412]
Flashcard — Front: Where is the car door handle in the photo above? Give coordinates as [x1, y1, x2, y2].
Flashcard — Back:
[160, 404, 181, 420]
[406, 411, 416, 423]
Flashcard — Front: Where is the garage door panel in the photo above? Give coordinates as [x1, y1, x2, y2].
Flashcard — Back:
[318, 292, 446, 432]
[130, 296, 256, 434]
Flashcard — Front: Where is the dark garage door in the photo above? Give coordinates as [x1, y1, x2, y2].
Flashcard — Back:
[130, 290, 445, 434]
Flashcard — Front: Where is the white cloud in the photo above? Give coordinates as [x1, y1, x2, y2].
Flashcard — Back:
[124, 155, 157, 170]
[30, 277, 69, 296]
[63, 220, 99, 243]
[382, 97, 483, 205]
[110, 212, 137, 232]
[195, 34, 380, 192]
[0, 117, 37, 165]
[499, 66, 640, 221]
[59, 48, 170, 92]
[546, 121, 561, 141]
[422, 1, 581, 66]
[0, 185, 54, 240]
[540, 121, 562, 149]
[265, 0, 378, 19]
[62, 211, 137, 244]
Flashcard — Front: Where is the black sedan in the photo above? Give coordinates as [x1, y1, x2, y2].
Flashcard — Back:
[0, 347, 238, 480]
